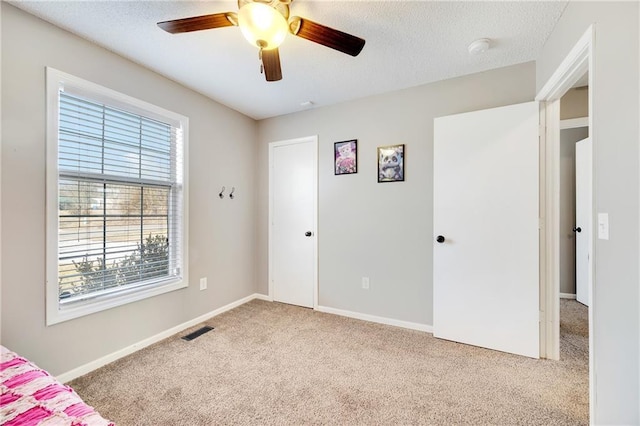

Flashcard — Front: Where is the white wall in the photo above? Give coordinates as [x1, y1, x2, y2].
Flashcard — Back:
[1, 4, 258, 376]
[257, 62, 535, 326]
[560, 87, 589, 120]
[537, 2, 639, 423]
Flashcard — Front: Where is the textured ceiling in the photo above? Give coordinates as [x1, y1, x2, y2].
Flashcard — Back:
[10, 1, 568, 120]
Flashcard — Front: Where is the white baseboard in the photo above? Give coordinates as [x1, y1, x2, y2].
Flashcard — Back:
[253, 293, 273, 302]
[315, 305, 433, 333]
[560, 293, 577, 300]
[57, 293, 263, 383]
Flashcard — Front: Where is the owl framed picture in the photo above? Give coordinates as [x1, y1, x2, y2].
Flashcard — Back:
[377, 144, 404, 182]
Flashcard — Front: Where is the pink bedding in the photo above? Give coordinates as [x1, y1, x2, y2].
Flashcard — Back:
[1, 346, 114, 426]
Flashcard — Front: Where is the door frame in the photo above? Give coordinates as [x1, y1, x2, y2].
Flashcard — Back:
[268, 135, 319, 308]
[535, 25, 594, 419]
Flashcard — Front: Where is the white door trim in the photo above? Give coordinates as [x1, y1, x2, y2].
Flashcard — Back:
[536, 26, 592, 101]
[535, 24, 594, 421]
[268, 135, 319, 309]
[537, 98, 559, 361]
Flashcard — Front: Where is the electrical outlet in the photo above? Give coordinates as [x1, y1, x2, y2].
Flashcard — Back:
[362, 277, 370, 290]
[199, 277, 207, 291]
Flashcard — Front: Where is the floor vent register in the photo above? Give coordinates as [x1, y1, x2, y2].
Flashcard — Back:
[181, 326, 214, 341]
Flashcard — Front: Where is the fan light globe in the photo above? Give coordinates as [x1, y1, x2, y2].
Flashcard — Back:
[238, 2, 288, 50]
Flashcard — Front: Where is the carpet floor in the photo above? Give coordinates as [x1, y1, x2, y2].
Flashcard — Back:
[70, 299, 588, 425]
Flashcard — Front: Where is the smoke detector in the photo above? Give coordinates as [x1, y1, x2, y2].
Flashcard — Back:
[468, 38, 491, 55]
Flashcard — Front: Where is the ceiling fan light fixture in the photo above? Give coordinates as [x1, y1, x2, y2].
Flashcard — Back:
[158, 2, 366, 81]
[238, 2, 288, 50]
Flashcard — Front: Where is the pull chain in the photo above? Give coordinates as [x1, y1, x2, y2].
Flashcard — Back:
[259, 48, 264, 75]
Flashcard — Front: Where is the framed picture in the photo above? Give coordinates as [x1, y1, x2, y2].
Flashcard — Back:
[334, 139, 357, 175]
[377, 144, 405, 182]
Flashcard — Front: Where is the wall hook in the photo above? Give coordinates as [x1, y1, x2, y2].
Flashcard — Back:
[219, 186, 225, 199]
[229, 187, 235, 200]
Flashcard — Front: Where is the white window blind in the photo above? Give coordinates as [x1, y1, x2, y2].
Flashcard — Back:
[46, 68, 188, 324]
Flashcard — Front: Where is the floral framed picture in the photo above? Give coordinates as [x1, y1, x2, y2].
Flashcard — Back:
[377, 144, 404, 182]
[334, 139, 357, 175]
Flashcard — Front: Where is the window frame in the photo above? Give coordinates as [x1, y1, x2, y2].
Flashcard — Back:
[45, 67, 189, 326]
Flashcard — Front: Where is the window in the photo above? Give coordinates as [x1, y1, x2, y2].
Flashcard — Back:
[46, 68, 188, 325]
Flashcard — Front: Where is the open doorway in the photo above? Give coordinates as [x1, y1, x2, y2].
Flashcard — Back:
[559, 82, 589, 302]
[558, 78, 590, 375]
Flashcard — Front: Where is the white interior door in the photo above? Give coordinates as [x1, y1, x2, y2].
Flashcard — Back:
[575, 137, 592, 306]
[269, 137, 317, 308]
[433, 101, 540, 358]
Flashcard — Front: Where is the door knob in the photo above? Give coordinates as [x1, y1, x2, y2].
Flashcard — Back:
[305, 231, 313, 237]
[436, 235, 445, 243]
[573, 226, 582, 233]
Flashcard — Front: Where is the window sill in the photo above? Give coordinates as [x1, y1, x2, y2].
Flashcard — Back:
[46, 278, 188, 326]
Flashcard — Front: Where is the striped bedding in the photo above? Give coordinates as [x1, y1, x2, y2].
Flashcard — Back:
[1, 345, 114, 426]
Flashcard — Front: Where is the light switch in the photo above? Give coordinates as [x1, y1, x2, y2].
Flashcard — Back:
[597, 213, 609, 240]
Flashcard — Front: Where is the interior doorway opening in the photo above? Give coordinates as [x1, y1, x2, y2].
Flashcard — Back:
[558, 81, 590, 305]
[557, 78, 590, 398]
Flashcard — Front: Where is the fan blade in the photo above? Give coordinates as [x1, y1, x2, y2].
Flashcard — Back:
[262, 48, 282, 82]
[289, 17, 365, 57]
[157, 13, 237, 34]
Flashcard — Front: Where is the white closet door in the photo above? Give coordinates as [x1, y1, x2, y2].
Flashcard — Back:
[270, 137, 317, 308]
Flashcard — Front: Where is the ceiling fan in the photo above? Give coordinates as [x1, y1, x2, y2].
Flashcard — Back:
[157, 0, 366, 82]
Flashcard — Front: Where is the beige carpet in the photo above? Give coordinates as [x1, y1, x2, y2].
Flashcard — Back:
[70, 299, 588, 425]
